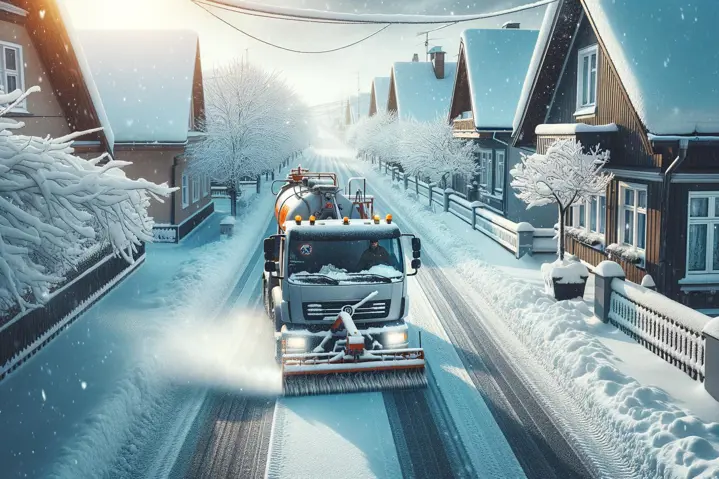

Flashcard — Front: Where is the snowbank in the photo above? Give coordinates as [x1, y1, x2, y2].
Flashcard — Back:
[355, 156, 719, 477]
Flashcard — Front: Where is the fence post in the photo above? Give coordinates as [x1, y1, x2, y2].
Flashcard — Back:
[443, 189, 452, 212]
[271, 171, 275, 181]
[378, 159, 383, 170]
[256, 175, 261, 194]
[641, 275, 657, 291]
[403, 173, 409, 190]
[704, 319, 719, 401]
[471, 202, 481, 230]
[415, 176, 419, 196]
[516, 222, 535, 259]
[593, 261, 625, 323]
[428, 184, 434, 207]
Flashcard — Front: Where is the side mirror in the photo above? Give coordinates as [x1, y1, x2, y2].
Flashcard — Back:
[411, 237, 421, 252]
[264, 261, 277, 273]
[264, 237, 276, 260]
[412, 250, 421, 259]
[411, 258, 421, 270]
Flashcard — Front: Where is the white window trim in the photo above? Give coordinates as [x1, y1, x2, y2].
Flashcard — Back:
[181, 173, 189, 208]
[494, 150, 505, 194]
[478, 148, 492, 190]
[685, 191, 719, 277]
[192, 175, 200, 203]
[203, 174, 209, 197]
[569, 195, 607, 243]
[617, 182, 647, 253]
[575, 44, 598, 114]
[0, 40, 26, 111]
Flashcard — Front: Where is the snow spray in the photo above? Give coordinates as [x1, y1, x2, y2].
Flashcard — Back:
[154, 309, 282, 396]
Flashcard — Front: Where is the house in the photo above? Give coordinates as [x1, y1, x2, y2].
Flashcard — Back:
[447, 25, 555, 227]
[345, 92, 371, 125]
[512, 0, 719, 310]
[369, 77, 390, 116]
[387, 50, 456, 122]
[78, 29, 212, 243]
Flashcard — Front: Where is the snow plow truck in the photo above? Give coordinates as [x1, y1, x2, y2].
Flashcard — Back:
[262, 166, 426, 396]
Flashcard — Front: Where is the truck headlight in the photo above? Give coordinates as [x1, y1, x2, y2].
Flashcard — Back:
[286, 337, 307, 350]
[385, 331, 407, 346]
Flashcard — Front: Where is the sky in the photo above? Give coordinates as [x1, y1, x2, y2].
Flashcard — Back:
[64, 0, 547, 111]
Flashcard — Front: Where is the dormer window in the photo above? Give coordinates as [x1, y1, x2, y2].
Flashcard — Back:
[575, 45, 598, 116]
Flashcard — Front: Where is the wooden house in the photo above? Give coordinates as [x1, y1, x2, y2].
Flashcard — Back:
[448, 25, 555, 227]
[369, 77, 390, 116]
[512, 0, 719, 310]
[78, 29, 212, 243]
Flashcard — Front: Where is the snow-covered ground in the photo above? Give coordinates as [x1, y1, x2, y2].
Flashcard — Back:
[343, 151, 719, 477]
[0, 190, 270, 478]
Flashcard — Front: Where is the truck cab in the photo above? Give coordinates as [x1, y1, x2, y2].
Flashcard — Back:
[263, 216, 421, 355]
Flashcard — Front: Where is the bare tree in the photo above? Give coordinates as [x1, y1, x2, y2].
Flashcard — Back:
[510, 138, 613, 260]
[0, 87, 174, 312]
[188, 60, 309, 215]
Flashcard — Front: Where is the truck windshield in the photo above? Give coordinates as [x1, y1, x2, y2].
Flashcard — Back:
[287, 238, 403, 284]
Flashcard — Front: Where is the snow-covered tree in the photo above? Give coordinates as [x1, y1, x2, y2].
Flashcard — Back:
[187, 60, 309, 215]
[398, 119, 478, 187]
[510, 138, 613, 260]
[0, 87, 174, 313]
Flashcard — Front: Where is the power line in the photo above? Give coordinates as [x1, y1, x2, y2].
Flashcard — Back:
[194, 1, 391, 54]
[194, 0, 362, 24]
[197, 0, 557, 25]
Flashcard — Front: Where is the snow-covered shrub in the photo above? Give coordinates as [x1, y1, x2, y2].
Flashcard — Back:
[565, 226, 604, 246]
[606, 243, 643, 264]
[0, 87, 173, 313]
[187, 60, 309, 191]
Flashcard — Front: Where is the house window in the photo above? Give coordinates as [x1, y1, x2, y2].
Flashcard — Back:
[590, 195, 606, 234]
[686, 192, 719, 274]
[479, 149, 492, 190]
[181, 174, 189, 208]
[0, 42, 24, 106]
[203, 174, 209, 197]
[618, 183, 647, 250]
[576, 45, 598, 112]
[494, 150, 505, 194]
[192, 176, 200, 202]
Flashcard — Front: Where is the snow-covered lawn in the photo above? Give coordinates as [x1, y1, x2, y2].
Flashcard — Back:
[353, 157, 719, 478]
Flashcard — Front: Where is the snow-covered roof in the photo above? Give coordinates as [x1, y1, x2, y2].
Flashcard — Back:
[535, 122, 618, 135]
[512, 1, 558, 133]
[56, 1, 115, 152]
[371, 77, 390, 114]
[391, 61, 457, 122]
[348, 92, 371, 123]
[461, 28, 538, 130]
[78, 30, 199, 143]
[583, 0, 719, 135]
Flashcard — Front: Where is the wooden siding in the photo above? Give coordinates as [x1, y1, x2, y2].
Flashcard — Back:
[545, 13, 657, 168]
[679, 144, 719, 172]
[453, 118, 475, 132]
[514, 0, 584, 149]
[448, 42, 471, 123]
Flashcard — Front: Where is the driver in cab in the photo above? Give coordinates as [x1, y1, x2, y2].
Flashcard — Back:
[357, 239, 391, 271]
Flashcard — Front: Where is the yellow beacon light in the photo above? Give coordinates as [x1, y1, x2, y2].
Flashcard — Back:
[386, 214, 393, 224]
[309, 215, 316, 225]
[373, 215, 380, 224]
[343, 216, 350, 225]
[294, 215, 302, 225]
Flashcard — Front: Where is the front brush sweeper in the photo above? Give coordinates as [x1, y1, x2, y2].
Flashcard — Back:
[262, 166, 426, 396]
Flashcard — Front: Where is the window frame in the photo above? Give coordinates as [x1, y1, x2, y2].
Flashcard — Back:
[181, 173, 189, 208]
[494, 149, 505, 194]
[0, 41, 25, 110]
[192, 175, 200, 203]
[203, 174, 209, 197]
[617, 182, 648, 252]
[478, 148, 493, 191]
[569, 194, 606, 239]
[685, 191, 719, 276]
[575, 44, 598, 114]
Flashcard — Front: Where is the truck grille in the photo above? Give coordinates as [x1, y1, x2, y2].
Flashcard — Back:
[303, 300, 390, 320]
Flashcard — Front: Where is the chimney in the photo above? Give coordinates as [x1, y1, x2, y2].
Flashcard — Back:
[430, 48, 445, 79]
[412, 53, 419, 62]
[501, 21, 520, 29]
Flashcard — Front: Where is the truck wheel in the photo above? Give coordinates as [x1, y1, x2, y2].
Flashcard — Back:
[273, 304, 283, 332]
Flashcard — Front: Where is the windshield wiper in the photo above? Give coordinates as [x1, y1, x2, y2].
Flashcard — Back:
[292, 274, 340, 285]
[347, 273, 394, 283]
